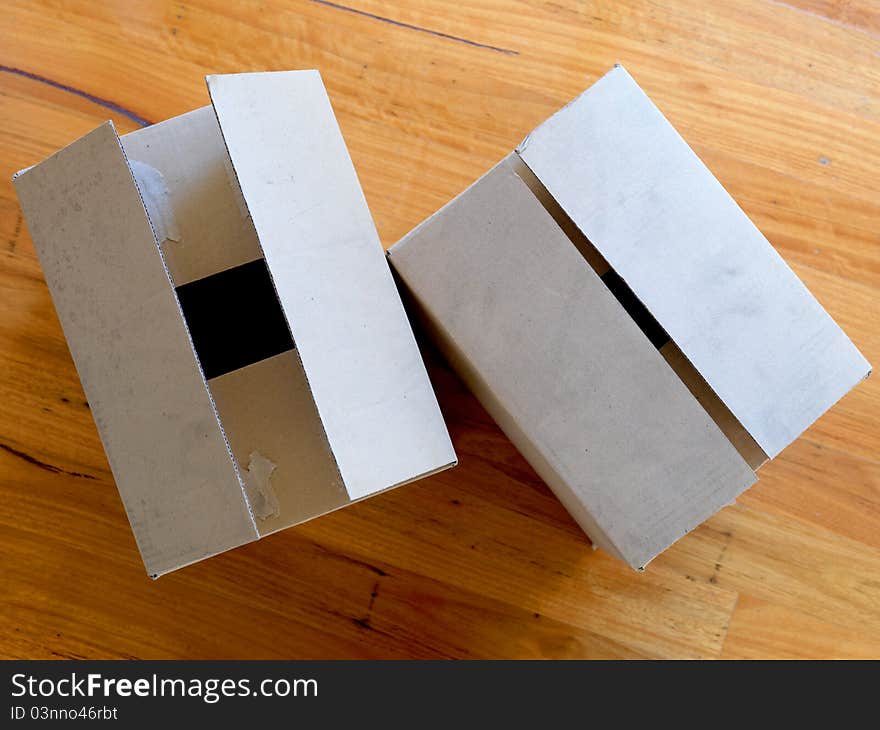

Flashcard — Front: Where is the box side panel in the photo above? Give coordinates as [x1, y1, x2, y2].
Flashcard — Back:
[14, 123, 257, 576]
[122, 109, 348, 535]
[389, 156, 756, 569]
[391, 278, 625, 564]
[518, 65, 871, 459]
[207, 70, 456, 501]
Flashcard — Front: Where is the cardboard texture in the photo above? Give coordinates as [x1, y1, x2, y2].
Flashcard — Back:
[207, 71, 456, 501]
[14, 123, 257, 577]
[517, 65, 870, 459]
[390, 156, 757, 568]
[15, 70, 456, 576]
[389, 66, 870, 569]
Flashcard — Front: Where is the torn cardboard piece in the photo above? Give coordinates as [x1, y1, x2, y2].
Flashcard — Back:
[15, 70, 456, 577]
[388, 65, 870, 569]
[244, 451, 280, 521]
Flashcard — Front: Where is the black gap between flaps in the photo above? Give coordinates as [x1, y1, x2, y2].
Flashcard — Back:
[175, 258, 294, 380]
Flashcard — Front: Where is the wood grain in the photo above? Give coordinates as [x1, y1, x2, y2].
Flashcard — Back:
[0, 0, 877, 659]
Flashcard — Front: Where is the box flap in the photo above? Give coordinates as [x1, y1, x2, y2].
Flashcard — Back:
[207, 70, 455, 500]
[120, 108, 348, 536]
[389, 155, 756, 569]
[121, 106, 262, 287]
[517, 65, 871, 458]
[14, 123, 257, 576]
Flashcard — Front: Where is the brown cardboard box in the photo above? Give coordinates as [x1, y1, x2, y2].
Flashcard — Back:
[15, 70, 456, 577]
[388, 65, 869, 570]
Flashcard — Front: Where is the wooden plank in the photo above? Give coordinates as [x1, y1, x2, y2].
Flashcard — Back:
[0, 0, 877, 659]
[297, 478, 741, 659]
[721, 595, 880, 659]
[654, 503, 880, 634]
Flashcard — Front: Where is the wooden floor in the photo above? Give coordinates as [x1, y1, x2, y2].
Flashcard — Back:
[1, 0, 878, 660]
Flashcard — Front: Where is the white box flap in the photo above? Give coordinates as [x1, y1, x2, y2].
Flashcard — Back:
[517, 65, 871, 458]
[207, 70, 456, 500]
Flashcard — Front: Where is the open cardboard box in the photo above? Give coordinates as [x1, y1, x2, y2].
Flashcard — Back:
[14, 70, 456, 577]
[388, 65, 871, 570]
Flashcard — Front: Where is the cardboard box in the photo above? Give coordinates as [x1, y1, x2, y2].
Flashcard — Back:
[388, 65, 870, 570]
[14, 70, 456, 577]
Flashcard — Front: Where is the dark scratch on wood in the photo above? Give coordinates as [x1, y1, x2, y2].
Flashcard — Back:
[7, 212, 21, 252]
[709, 530, 734, 585]
[367, 580, 379, 614]
[354, 579, 381, 630]
[310, 0, 519, 55]
[0, 442, 97, 480]
[0, 65, 152, 127]
[314, 543, 389, 576]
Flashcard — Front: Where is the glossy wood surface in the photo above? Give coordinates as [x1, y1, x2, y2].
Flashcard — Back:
[1, 0, 877, 658]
